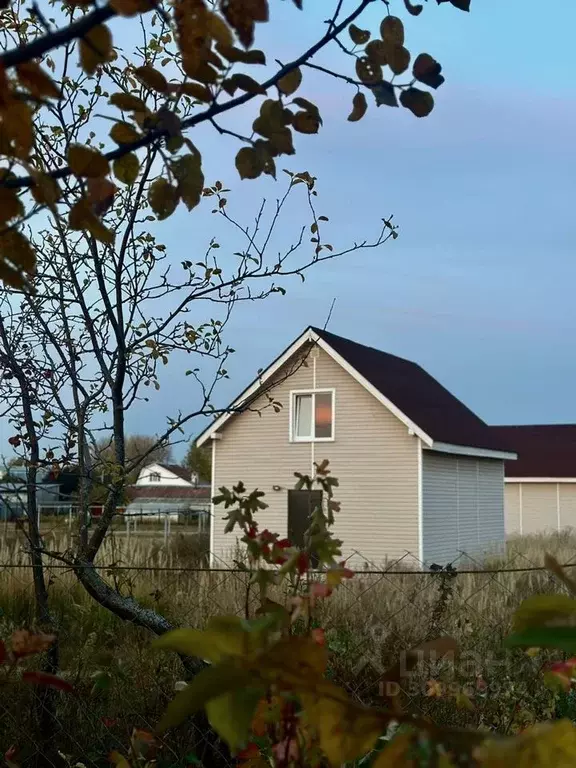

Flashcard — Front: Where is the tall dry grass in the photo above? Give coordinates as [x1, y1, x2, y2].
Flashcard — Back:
[1, 525, 575, 765]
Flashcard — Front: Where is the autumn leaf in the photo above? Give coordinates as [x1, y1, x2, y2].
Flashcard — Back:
[400, 87, 434, 117]
[277, 67, 302, 96]
[347, 92, 367, 122]
[371, 80, 398, 107]
[109, 92, 148, 112]
[235, 146, 263, 180]
[0, 189, 24, 224]
[373, 732, 416, 767]
[68, 144, 110, 178]
[87, 177, 117, 216]
[2, 101, 33, 158]
[356, 57, 382, 85]
[172, 82, 212, 102]
[148, 177, 180, 220]
[380, 16, 404, 45]
[31, 173, 60, 206]
[225, 73, 266, 96]
[222, 0, 269, 49]
[404, 0, 423, 15]
[475, 719, 576, 767]
[386, 45, 411, 75]
[109, 121, 140, 144]
[109, 751, 131, 768]
[16, 61, 61, 99]
[365, 39, 388, 66]
[207, 12, 234, 48]
[172, 153, 204, 210]
[113, 153, 140, 184]
[293, 111, 320, 134]
[216, 45, 266, 65]
[80, 24, 114, 75]
[110, 0, 155, 14]
[0, 230, 36, 288]
[348, 24, 370, 45]
[512, 594, 576, 632]
[135, 64, 168, 93]
[413, 53, 445, 89]
[10, 630, 55, 658]
[69, 198, 115, 244]
[22, 671, 75, 694]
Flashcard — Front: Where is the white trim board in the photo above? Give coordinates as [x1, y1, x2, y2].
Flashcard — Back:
[506, 477, 576, 483]
[426, 442, 517, 462]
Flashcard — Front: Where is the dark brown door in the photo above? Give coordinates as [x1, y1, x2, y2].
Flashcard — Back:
[288, 490, 322, 567]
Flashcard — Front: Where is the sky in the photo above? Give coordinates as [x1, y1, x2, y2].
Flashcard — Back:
[126, 0, 576, 452]
[5, 1, 576, 458]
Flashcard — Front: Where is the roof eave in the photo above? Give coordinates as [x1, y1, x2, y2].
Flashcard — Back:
[428, 441, 518, 461]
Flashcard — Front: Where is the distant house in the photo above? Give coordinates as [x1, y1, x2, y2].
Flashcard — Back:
[0, 465, 64, 520]
[125, 461, 210, 519]
[492, 425, 576, 536]
[197, 327, 516, 568]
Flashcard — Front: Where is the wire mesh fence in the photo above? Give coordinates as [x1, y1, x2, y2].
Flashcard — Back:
[1, 533, 576, 767]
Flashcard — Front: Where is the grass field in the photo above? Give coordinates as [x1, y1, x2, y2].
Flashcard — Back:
[1, 525, 576, 766]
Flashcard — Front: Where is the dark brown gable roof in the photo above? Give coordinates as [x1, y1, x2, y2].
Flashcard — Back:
[157, 463, 191, 482]
[490, 425, 576, 477]
[126, 485, 210, 501]
[312, 327, 509, 453]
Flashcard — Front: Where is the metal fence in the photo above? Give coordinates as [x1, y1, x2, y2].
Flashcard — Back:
[0, 549, 574, 767]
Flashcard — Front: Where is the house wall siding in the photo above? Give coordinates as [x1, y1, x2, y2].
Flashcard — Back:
[504, 482, 576, 536]
[422, 452, 505, 565]
[212, 346, 420, 568]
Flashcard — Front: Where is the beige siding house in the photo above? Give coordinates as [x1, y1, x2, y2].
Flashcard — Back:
[492, 426, 576, 536]
[198, 328, 516, 569]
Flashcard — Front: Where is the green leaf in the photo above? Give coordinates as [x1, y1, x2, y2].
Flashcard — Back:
[153, 626, 244, 662]
[512, 594, 576, 632]
[157, 663, 251, 733]
[206, 686, 263, 750]
[113, 153, 140, 184]
[148, 177, 179, 219]
[505, 627, 576, 654]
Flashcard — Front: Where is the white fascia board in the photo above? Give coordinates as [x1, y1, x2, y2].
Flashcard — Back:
[506, 477, 576, 483]
[428, 441, 517, 461]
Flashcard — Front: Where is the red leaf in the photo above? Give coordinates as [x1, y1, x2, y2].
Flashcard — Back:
[0, 640, 6, 664]
[22, 671, 75, 693]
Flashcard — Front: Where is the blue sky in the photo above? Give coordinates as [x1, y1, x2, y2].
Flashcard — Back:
[5, 1, 569, 458]
[130, 0, 576, 451]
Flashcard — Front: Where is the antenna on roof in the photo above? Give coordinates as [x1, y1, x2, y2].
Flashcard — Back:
[323, 298, 336, 331]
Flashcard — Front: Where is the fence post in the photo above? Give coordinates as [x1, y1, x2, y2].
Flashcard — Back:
[163, 513, 168, 545]
[126, 515, 130, 543]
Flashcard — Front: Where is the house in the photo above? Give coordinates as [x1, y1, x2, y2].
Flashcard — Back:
[0, 465, 66, 520]
[491, 425, 576, 536]
[125, 462, 210, 520]
[197, 327, 516, 568]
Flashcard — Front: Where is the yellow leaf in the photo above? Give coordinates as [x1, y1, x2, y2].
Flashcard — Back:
[109, 0, 154, 15]
[113, 153, 140, 184]
[513, 594, 576, 632]
[31, 173, 60, 206]
[192, 62, 219, 85]
[293, 111, 320, 134]
[16, 61, 61, 99]
[227, 73, 266, 95]
[2, 100, 33, 158]
[0, 229, 36, 287]
[348, 24, 370, 45]
[222, 0, 269, 49]
[380, 16, 404, 46]
[109, 92, 148, 112]
[170, 82, 212, 102]
[69, 198, 115, 244]
[356, 56, 382, 85]
[475, 719, 576, 768]
[80, 24, 114, 75]
[235, 146, 263, 180]
[172, 153, 204, 211]
[0, 189, 24, 223]
[207, 12, 234, 48]
[108, 751, 131, 768]
[148, 177, 180, 220]
[68, 144, 110, 178]
[206, 687, 262, 750]
[135, 64, 168, 93]
[373, 732, 416, 767]
[109, 121, 140, 144]
[455, 691, 475, 711]
[266, 127, 294, 155]
[277, 67, 302, 96]
[347, 91, 367, 122]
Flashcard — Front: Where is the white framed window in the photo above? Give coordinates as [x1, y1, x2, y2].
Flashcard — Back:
[290, 390, 335, 442]
[149, 471, 161, 483]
